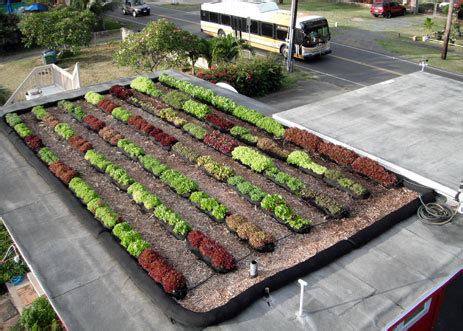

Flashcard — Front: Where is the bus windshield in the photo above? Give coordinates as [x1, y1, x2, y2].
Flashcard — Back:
[300, 20, 330, 46]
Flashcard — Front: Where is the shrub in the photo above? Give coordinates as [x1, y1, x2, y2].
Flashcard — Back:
[69, 135, 93, 153]
[49, 161, 77, 184]
[110, 85, 133, 100]
[105, 164, 134, 187]
[31, 105, 48, 120]
[38, 147, 59, 165]
[196, 155, 234, 181]
[153, 204, 192, 236]
[189, 191, 228, 221]
[117, 139, 145, 159]
[230, 126, 258, 144]
[98, 127, 124, 146]
[20, 297, 58, 330]
[284, 127, 321, 153]
[54, 123, 75, 140]
[130, 76, 162, 97]
[128, 239, 150, 257]
[24, 135, 43, 152]
[203, 130, 240, 155]
[160, 169, 198, 196]
[14, 123, 33, 138]
[5, 113, 22, 127]
[231, 146, 274, 173]
[257, 137, 290, 159]
[159, 108, 188, 127]
[69, 177, 99, 204]
[255, 117, 285, 138]
[95, 205, 119, 229]
[318, 142, 358, 166]
[83, 114, 106, 131]
[112, 107, 133, 123]
[161, 90, 190, 109]
[182, 122, 207, 140]
[172, 142, 200, 162]
[352, 157, 398, 187]
[182, 99, 211, 119]
[84, 91, 104, 105]
[139, 155, 169, 176]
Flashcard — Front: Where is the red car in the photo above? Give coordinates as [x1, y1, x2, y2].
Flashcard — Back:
[370, 1, 407, 18]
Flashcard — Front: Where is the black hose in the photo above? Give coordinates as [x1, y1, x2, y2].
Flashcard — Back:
[417, 195, 457, 225]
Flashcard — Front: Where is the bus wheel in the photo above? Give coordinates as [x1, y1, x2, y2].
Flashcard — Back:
[280, 45, 289, 58]
[218, 29, 225, 38]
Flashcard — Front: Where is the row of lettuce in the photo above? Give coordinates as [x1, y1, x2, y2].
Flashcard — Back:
[155, 73, 397, 188]
[86, 89, 315, 236]
[110, 84, 349, 219]
[121, 77, 370, 202]
[4, 111, 189, 299]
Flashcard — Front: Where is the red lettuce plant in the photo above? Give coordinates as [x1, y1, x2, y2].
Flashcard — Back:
[284, 127, 321, 153]
[138, 248, 161, 270]
[187, 230, 205, 249]
[352, 157, 398, 187]
[68, 135, 93, 153]
[149, 129, 177, 147]
[211, 247, 236, 271]
[128, 115, 155, 134]
[204, 130, 240, 155]
[110, 85, 132, 100]
[161, 270, 187, 294]
[318, 142, 358, 166]
[205, 113, 235, 131]
[83, 115, 106, 131]
[98, 98, 119, 113]
[49, 161, 77, 184]
[42, 114, 60, 129]
[24, 135, 43, 152]
[148, 259, 171, 283]
[98, 127, 124, 146]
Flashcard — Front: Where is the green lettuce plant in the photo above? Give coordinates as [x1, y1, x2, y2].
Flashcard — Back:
[230, 126, 258, 144]
[117, 139, 145, 159]
[14, 123, 33, 138]
[127, 239, 150, 257]
[105, 164, 134, 187]
[172, 142, 200, 162]
[112, 107, 133, 123]
[159, 108, 188, 127]
[161, 90, 190, 109]
[196, 155, 234, 181]
[31, 106, 48, 120]
[5, 113, 23, 127]
[84, 149, 112, 172]
[139, 155, 169, 176]
[130, 76, 162, 97]
[153, 204, 192, 236]
[182, 122, 207, 140]
[95, 205, 119, 229]
[160, 169, 198, 196]
[38, 147, 59, 165]
[84, 91, 104, 105]
[255, 117, 285, 138]
[231, 146, 274, 173]
[69, 177, 99, 204]
[182, 99, 211, 119]
[54, 123, 75, 140]
[189, 191, 228, 221]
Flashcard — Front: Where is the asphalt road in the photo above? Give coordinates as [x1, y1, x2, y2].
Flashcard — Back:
[106, 4, 463, 89]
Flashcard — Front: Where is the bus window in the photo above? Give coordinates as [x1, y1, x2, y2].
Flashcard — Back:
[221, 14, 231, 26]
[276, 26, 288, 41]
[200, 10, 209, 22]
[210, 12, 219, 24]
[240, 17, 247, 32]
[250, 20, 258, 34]
[261, 23, 274, 38]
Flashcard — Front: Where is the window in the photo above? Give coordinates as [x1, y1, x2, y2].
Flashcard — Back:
[276, 26, 288, 41]
[221, 15, 231, 26]
[200, 10, 209, 22]
[210, 12, 219, 24]
[240, 18, 247, 32]
[261, 23, 273, 38]
[250, 20, 258, 34]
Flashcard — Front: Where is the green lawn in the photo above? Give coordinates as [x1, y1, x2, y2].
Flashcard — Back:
[0, 43, 139, 98]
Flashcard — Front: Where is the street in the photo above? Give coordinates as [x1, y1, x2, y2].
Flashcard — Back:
[105, 4, 463, 89]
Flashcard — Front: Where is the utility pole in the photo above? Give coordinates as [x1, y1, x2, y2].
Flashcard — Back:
[441, 0, 455, 60]
[286, 0, 298, 72]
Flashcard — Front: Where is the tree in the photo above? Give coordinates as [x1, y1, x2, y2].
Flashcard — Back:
[114, 19, 188, 72]
[210, 34, 255, 64]
[18, 7, 95, 54]
[0, 12, 22, 53]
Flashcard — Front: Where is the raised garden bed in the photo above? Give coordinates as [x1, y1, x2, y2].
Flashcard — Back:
[1, 72, 432, 328]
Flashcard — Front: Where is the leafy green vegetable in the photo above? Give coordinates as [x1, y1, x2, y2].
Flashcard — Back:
[105, 163, 134, 187]
[69, 177, 99, 204]
[182, 99, 211, 119]
[172, 142, 200, 162]
[130, 76, 162, 97]
[160, 169, 198, 196]
[153, 204, 192, 236]
[161, 90, 190, 109]
[54, 122, 75, 140]
[255, 117, 285, 138]
[38, 147, 59, 165]
[14, 123, 33, 138]
[84, 91, 104, 105]
[231, 146, 274, 173]
[159, 108, 188, 127]
[112, 107, 133, 123]
[117, 138, 145, 159]
[31, 105, 48, 120]
[196, 155, 234, 181]
[95, 205, 119, 229]
[127, 239, 150, 257]
[139, 155, 169, 176]
[189, 191, 228, 221]
[84, 149, 112, 172]
[182, 122, 207, 140]
[5, 113, 22, 127]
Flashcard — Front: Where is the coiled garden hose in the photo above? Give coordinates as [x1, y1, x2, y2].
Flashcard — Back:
[417, 195, 457, 225]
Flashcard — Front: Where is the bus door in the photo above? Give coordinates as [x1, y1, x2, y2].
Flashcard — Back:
[232, 16, 242, 39]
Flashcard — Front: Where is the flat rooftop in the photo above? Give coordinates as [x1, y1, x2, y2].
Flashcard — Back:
[1, 71, 462, 330]
[274, 72, 463, 199]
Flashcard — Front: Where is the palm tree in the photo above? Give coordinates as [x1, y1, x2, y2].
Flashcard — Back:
[210, 34, 254, 64]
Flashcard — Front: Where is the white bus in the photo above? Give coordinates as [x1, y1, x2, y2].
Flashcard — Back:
[200, 1, 331, 59]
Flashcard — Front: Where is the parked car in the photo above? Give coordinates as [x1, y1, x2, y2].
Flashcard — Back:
[122, 0, 150, 17]
[370, 1, 406, 18]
